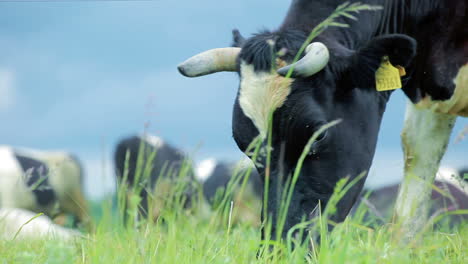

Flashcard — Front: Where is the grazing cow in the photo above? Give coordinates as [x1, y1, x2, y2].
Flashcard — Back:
[196, 158, 262, 203]
[114, 134, 195, 221]
[0, 146, 91, 230]
[356, 167, 468, 227]
[196, 158, 263, 225]
[178, 0, 467, 241]
[0, 208, 81, 241]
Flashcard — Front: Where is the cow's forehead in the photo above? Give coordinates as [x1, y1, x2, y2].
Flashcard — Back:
[238, 30, 306, 72]
[238, 61, 293, 137]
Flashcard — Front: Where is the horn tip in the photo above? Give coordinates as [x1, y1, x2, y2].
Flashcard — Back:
[277, 67, 289, 77]
[277, 66, 298, 78]
[177, 63, 193, 77]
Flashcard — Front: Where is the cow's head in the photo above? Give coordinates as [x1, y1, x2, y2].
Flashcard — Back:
[178, 29, 416, 240]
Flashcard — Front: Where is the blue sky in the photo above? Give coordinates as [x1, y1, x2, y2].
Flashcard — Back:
[0, 1, 466, 199]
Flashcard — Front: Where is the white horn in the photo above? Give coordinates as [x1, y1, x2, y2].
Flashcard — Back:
[178, 47, 241, 77]
[277, 42, 329, 78]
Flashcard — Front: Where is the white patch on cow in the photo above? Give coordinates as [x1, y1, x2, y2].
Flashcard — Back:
[140, 134, 165, 148]
[238, 61, 293, 137]
[0, 146, 37, 210]
[195, 158, 217, 182]
[415, 64, 468, 116]
[0, 208, 80, 241]
[0, 146, 18, 172]
[394, 102, 456, 237]
[0, 146, 90, 228]
[436, 167, 468, 195]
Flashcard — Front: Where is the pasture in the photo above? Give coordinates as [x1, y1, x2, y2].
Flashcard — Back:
[1, 157, 467, 264]
[1, 1, 467, 263]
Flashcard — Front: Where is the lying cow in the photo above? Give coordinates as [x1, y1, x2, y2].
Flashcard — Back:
[0, 208, 81, 241]
[178, 0, 467, 241]
[114, 134, 196, 222]
[0, 146, 91, 230]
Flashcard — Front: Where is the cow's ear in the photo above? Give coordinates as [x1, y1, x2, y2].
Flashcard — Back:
[232, 29, 246, 47]
[346, 34, 417, 88]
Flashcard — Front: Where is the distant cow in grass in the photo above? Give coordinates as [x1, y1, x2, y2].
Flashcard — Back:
[0, 146, 91, 230]
[196, 158, 263, 203]
[356, 167, 468, 227]
[196, 158, 263, 225]
[114, 134, 196, 222]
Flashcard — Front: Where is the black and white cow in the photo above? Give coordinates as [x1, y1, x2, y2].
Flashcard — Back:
[0, 146, 91, 230]
[178, 0, 467, 240]
[114, 134, 195, 221]
[196, 158, 262, 203]
[196, 158, 263, 225]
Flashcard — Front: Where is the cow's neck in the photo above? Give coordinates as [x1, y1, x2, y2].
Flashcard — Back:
[375, 0, 444, 35]
[281, 0, 446, 46]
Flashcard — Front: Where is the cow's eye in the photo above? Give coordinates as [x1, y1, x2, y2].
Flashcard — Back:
[308, 130, 328, 156]
[314, 130, 328, 143]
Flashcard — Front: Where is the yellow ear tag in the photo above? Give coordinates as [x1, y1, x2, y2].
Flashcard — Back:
[375, 56, 406, 91]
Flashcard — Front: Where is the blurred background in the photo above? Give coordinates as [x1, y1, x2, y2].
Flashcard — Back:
[0, 0, 466, 200]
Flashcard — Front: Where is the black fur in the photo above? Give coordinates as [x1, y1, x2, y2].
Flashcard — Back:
[14, 153, 56, 207]
[238, 30, 308, 72]
[114, 135, 195, 220]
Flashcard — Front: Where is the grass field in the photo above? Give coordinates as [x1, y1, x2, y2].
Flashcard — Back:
[1, 165, 467, 264]
[1, 133, 467, 263]
[0, 197, 467, 263]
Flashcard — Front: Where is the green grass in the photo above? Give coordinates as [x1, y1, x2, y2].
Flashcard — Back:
[0, 194, 466, 264]
[1, 132, 466, 264]
[2, 129, 466, 264]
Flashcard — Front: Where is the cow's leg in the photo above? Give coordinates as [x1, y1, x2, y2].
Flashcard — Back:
[394, 101, 456, 241]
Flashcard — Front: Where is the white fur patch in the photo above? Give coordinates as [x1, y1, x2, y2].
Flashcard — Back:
[0, 146, 37, 210]
[195, 158, 217, 182]
[140, 134, 165, 148]
[0, 146, 18, 172]
[238, 61, 293, 137]
[415, 64, 468, 116]
[0, 208, 80, 241]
